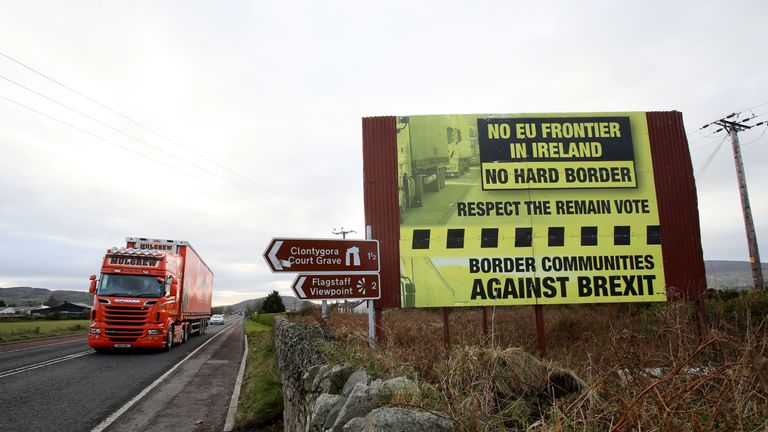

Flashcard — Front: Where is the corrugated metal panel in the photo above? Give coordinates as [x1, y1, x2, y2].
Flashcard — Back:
[362, 116, 401, 308]
[646, 111, 707, 300]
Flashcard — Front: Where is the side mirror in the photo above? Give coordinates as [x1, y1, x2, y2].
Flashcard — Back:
[88, 275, 97, 294]
[170, 278, 178, 297]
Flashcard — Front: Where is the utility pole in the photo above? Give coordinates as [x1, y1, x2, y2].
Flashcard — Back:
[332, 227, 356, 239]
[704, 113, 767, 291]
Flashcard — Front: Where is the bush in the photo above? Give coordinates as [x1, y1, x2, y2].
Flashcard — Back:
[260, 291, 285, 313]
[305, 301, 768, 431]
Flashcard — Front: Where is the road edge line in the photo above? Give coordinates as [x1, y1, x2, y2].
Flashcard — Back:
[90, 322, 238, 432]
[223, 325, 248, 432]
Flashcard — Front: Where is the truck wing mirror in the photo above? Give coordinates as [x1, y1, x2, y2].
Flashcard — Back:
[88, 274, 97, 294]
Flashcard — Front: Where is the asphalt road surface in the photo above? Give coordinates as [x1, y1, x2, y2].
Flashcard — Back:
[0, 318, 243, 432]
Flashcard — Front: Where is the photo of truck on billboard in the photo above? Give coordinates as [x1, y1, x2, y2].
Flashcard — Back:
[397, 112, 666, 308]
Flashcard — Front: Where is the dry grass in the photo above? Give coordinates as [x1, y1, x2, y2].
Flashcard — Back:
[297, 294, 768, 431]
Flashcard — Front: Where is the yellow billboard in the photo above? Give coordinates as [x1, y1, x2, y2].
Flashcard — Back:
[397, 112, 666, 308]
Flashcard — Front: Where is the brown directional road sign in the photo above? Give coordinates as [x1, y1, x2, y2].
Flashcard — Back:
[263, 238, 379, 273]
[291, 273, 381, 301]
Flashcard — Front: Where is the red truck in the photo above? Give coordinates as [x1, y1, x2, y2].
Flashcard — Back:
[87, 237, 214, 352]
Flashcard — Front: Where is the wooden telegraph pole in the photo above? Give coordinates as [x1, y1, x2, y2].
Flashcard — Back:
[705, 114, 767, 291]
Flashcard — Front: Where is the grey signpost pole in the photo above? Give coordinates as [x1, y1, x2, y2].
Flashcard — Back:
[366, 225, 376, 348]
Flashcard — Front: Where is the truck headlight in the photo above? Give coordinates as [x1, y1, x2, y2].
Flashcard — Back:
[147, 329, 162, 335]
[89, 328, 101, 334]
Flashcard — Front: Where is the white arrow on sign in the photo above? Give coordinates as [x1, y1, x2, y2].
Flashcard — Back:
[294, 275, 307, 299]
[267, 240, 284, 271]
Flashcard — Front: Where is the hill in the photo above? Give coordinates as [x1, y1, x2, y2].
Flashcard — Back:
[705, 260, 768, 289]
[2, 259, 763, 308]
[220, 295, 306, 313]
[0, 287, 92, 306]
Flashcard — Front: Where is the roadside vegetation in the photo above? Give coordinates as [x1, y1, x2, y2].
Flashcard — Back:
[235, 312, 286, 431]
[298, 290, 768, 431]
[0, 319, 90, 343]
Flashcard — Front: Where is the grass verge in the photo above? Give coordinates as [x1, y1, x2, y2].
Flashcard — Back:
[235, 317, 283, 431]
[0, 319, 90, 343]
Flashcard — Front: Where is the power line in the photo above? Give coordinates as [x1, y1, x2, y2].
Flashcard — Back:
[0, 72, 313, 216]
[694, 135, 727, 179]
[0, 49, 313, 218]
[0, 94, 318, 224]
[742, 123, 768, 146]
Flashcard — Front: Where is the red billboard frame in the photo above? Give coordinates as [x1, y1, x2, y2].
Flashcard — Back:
[362, 112, 707, 309]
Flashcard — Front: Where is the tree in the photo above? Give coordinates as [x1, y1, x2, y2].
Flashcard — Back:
[0, 300, 5, 307]
[260, 290, 285, 313]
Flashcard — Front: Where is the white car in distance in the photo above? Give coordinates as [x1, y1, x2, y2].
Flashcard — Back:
[210, 314, 224, 325]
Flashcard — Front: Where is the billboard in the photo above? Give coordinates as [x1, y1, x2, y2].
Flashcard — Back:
[396, 112, 667, 308]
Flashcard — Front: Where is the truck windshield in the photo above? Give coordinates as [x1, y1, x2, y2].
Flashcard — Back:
[98, 274, 164, 298]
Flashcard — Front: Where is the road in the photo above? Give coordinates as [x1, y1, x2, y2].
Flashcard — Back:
[0, 318, 244, 432]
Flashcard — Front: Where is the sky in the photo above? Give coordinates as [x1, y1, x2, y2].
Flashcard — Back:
[0, 0, 766, 306]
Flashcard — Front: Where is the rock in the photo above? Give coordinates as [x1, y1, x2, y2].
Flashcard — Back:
[323, 397, 347, 429]
[310, 365, 330, 393]
[381, 376, 418, 395]
[342, 416, 367, 432]
[310, 393, 342, 429]
[341, 368, 370, 397]
[319, 362, 356, 394]
[364, 407, 454, 432]
[331, 382, 387, 432]
[304, 364, 326, 392]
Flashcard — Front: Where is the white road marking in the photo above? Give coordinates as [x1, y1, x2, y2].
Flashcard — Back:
[90, 321, 239, 432]
[223, 332, 248, 432]
[0, 337, 87, 355]
[0, 350, 94, 379]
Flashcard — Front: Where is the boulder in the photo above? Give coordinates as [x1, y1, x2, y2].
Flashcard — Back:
[341, 368, 370, 397]
[309, 365, 330, 393]
[342, 416, 367, 432]
[304, 364, 326, 392]
[364, 407, 454, 432]
[381, 376, 417, 395]
[318, 362, 356, 394]
[310, 393, 342, 429]
[331, 382, 387, 432]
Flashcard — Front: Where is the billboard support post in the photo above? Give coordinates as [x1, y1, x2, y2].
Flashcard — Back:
[695, 296, 708, 341]
[442, 307, 451, 352]
[535, 305, 546, 357]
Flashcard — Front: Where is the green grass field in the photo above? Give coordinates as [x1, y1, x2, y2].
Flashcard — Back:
[0, 319, 90, 343]
[244, 319, 272, 333]
[236, 317, 283, 430]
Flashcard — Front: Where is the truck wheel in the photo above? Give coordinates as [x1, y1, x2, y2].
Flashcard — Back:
[164, 328, 174, 352]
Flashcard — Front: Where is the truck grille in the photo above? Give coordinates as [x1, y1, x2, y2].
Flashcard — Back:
[104, 305, 150, 342]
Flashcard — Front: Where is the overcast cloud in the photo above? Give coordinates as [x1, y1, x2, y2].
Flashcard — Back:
[0, 0, 766, 305]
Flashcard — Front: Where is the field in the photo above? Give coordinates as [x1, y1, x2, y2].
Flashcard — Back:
[0, 319, 90, 343]
[310, 292, 768, 431]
